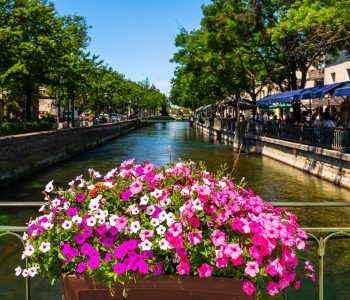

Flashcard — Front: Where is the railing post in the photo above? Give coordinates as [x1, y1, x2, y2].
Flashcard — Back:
[318, 237, 325, 300]
[26, 276, 30, 300]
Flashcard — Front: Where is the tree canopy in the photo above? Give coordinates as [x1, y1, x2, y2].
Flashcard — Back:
[170, 0, 350, 109]
[0, 0, 166, 120]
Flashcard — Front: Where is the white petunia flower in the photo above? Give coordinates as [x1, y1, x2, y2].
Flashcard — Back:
[162, 198, 172, 206]
[22, 269, 29, 277]
[72, 216, 82, 224]
[159, 238, 170, 250]
[39, 242, 51, 253]
[62, 220, 72, 230]
[140, 239, 152, 251]
[45, 180, 54, 192]
[88, 168, 101, 178]
[109, 215, 118, 226]
[181, 188, 190, 196]
[89, 199, 100, 211]
[86, 216, 96, 227]
[68, 180, 75, 186]
[156, 225, 166, 235]
[94, 209, 106, 219]
[158, 211, 167, 222]
[150, 218, 160, 227]
[63, 202, 70, 210]
[140, 195, 149, 205]
[42, 222, 53, 230]
[51, 198, 60, 207]
[24, 244, 35, 257]
[39, 205, 46, 212]
[15, 266, 22, 276]
[100, 209, 108, 218]
[146, 205, 155, 215]
[78, 180, 85, 188]
[130, 221, 141, 233]
[192, 199, 203, 210]
[131, 207, 139, 215]
[28, 267, 37, 277]
[98, 217, 106, 224]
[151, 189, 163, 198]
[166, 212, 176, 226]
[22, 233, 28, 241]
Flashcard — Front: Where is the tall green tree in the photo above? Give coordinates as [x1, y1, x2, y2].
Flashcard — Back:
[0, 0, 89, 120]
[171, 0, 350, 117]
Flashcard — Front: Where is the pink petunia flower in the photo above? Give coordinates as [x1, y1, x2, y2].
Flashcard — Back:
[242, 281, 256, 296]
[187, 231, 202, 245]
[267, 281, 279, 296]
[197, 263, 213, 278]
[244, 261, 259, 277]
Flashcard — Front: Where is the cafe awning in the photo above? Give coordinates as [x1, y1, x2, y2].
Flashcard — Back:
[312, 82, 344, 98]
[257, 89, 304, 106]
[257, 82, 348, 107]
[332, 81, 350, 97]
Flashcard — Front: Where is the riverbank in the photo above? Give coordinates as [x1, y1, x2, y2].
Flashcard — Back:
[0, 119, 140, 185]
[195, 121, 350, 189]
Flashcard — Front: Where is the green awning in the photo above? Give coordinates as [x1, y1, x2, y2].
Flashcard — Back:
[259, 103, 291, 111]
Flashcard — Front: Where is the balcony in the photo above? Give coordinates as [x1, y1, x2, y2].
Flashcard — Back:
[308, 69, 325, 80]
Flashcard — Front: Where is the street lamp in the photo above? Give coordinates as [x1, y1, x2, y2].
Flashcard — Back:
[59, 75, 70, 128]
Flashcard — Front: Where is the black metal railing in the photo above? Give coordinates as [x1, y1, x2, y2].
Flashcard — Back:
[205, 118, 350, 152]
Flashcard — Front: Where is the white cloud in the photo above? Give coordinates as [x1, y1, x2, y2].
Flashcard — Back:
[153, 79, 171, 97]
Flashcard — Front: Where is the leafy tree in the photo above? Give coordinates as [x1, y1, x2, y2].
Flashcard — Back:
[171, 0, 350, 119]
[0, 0, 89, 120]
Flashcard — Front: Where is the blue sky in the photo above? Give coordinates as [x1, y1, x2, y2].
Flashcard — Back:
[53, 0, 211, 96]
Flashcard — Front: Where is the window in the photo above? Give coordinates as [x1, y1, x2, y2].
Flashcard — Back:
[331, 72, 336, 83]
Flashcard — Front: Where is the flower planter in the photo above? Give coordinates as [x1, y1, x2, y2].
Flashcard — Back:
[17, 160, 314, 299]
[61, 274, 252, 300]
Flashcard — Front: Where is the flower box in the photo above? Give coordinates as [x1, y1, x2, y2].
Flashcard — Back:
[61, 274, 251, 300]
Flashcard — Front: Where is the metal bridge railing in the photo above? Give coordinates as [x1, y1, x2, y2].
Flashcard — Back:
[1, 201, 350, 300]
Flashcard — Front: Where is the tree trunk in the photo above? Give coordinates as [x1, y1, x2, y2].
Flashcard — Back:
[300, 69, 308, 89]
[25, 88, 32, 120]
[71, 92, 75, 127]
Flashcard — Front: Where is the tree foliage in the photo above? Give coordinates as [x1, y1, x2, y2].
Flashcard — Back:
[170, 0, 350, 109]
[0, 0, 166, 120]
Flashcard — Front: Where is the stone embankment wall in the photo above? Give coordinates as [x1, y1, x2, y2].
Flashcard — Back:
[195, 122, 350, 189]
[0, 120, 140, 185]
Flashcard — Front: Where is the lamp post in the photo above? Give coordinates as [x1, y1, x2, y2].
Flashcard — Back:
[58, 75, 64, 124]
[104, 92, 108, 113]
[59, 75, 70, 128]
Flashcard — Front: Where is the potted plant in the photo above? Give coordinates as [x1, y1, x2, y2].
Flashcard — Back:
[16, 159, 314, 299]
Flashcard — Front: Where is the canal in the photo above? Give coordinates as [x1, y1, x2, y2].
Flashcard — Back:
[1, 121, 350, 299]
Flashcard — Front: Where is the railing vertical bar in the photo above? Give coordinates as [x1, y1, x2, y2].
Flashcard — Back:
[318, 237, 325, 300]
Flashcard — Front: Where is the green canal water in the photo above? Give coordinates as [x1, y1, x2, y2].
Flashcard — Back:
[1, 121, 350, 299]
